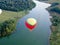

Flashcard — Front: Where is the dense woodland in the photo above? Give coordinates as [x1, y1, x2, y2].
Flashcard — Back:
[0, 0, 35, 11]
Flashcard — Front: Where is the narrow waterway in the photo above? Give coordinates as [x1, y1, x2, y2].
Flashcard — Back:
[0, 0, 51, 45]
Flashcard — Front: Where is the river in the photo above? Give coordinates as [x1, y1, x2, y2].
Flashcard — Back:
[0, 0, 51, 45]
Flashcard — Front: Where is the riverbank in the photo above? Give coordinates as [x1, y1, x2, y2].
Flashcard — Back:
[38, 0, 60, 45]
[37, 0, 60, 45]
[0, 10, 29, 37]
[46, 0, 60, 45]
[48, 10, 60, 45]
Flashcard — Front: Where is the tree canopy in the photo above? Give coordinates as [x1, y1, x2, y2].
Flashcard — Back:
[0, 0, 35, 11]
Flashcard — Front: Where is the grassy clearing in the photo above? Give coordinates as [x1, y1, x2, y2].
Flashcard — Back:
[0, 10, 28, 23]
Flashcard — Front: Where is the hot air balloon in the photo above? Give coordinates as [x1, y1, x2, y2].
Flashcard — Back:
[25, 18, 37, 31]
[0, 9, 2, 14]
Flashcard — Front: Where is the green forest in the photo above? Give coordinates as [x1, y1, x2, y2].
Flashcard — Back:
[0, 0, 35, 11]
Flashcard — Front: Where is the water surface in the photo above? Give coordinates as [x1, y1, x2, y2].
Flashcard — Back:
[0, 0, 51, 45]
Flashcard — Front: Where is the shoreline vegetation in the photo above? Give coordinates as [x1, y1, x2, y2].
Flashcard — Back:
[38, 0, 60, 45]
[0, 0, 36, 38]
[47, 1, 60, 45]
[0, 11, 28, 38]
[39, 0, 60, 45]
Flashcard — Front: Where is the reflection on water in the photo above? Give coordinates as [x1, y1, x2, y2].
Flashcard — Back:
[0, 0, 51, 45]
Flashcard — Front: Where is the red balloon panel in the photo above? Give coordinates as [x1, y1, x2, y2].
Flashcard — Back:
[25, 22, 36, 31]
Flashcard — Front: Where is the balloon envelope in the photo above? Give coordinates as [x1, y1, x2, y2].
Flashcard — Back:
[0, 9, 2, 14]
[25, 18, 37, 31]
